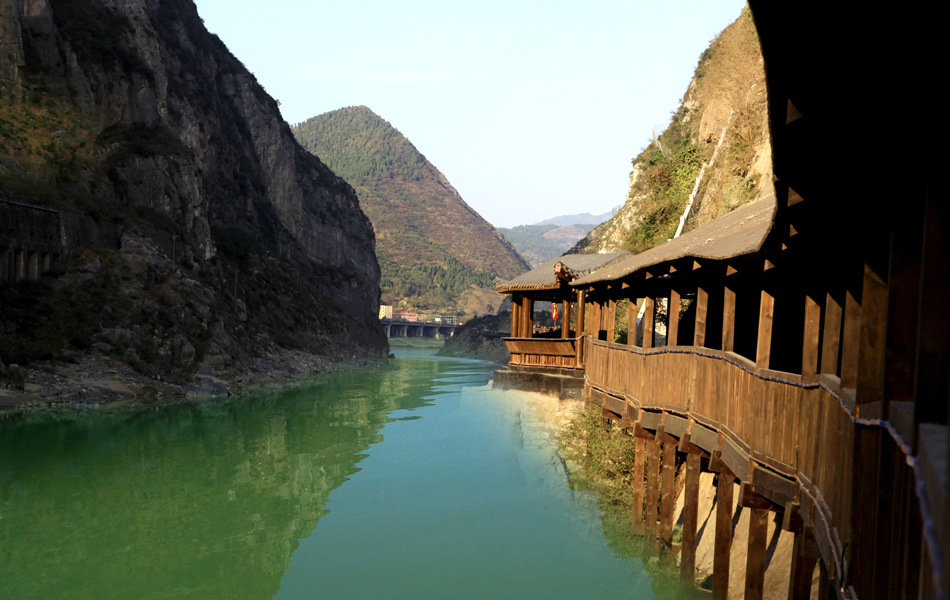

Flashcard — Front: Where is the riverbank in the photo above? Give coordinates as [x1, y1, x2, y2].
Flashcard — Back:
[0, 347, 385, 414]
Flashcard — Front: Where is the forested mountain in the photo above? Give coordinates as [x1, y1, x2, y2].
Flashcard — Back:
[573, 8, 772, 254]
[294, 107, 529, 315]
[0, 0, 385, 388]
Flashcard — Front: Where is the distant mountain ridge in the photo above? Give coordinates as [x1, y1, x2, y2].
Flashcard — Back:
[533, 211, 614, 227]
[293, 106, 529, 315]
[497, 210, 613, 267]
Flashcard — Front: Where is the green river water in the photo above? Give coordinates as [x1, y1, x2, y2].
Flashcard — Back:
[0, 349, 664, 599]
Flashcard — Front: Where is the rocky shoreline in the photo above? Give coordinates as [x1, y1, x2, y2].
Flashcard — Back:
[0, 349, 385, 414]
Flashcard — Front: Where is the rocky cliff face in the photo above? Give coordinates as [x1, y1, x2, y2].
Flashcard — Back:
[0, 0, 386, 388]
[574, 8, 772, 254]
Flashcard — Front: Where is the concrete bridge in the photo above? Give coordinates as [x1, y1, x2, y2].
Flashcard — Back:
[380, 315, 458, 339]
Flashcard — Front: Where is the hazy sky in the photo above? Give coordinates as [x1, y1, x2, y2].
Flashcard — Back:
[194, 0, 748, 228]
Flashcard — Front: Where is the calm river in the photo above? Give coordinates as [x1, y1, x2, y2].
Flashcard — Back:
[0, 349, 662, 599]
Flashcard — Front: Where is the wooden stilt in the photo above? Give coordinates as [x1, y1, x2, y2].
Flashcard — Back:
[632, 437, 645, 534]
[646, 438, 660, 537]
[788, 530, 816, 600]
[660, 441, 676, 544]
[744, 507, 770, 600]
[681, 452, 701, 585]
[713, 474, 734, 600]
[816, 559, 831, 600]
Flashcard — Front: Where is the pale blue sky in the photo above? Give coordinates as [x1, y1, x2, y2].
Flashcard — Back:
[195, 0, 748, 227]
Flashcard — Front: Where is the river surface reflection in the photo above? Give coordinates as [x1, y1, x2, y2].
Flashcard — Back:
[0, 349, 657, 599]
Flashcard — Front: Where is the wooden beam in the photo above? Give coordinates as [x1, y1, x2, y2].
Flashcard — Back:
[694, 285, 709, 347]
[681, 452, 701, 585]
[632, 437, 645, 534]
[745, 507, 770, 600]
[802, 292, 822, 378]
[740, 482, 774, 510]
[669, 289, 681, 346]
[660, 440, 676, 544]
[713, 474, 734, 600]
[643, 296, 656, 349]
[756, 288, 775, 370]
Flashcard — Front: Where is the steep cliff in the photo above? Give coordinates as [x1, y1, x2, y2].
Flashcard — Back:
[574, 8, 771, 254]
[0, 0, 386, 390]
[294, 106, 529, 316]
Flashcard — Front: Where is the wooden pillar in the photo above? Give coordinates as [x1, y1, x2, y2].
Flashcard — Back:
[643, 296, 656, 349]
[723, 284, 737, 353]
[694, 286, 709, 347]
[668, 289, 681, 346]
[660, 441, 676, 544]
[857, 263, 889, 412]
[645, 438, 660, 536]
[511, 295, 520, 337]
[816, 560, 832, 600]
[788, 531, 816, 600]
[561, 300, 570, 338]
[589, 299, 601, 340]
[756, 287, 775, 370]
[576, 290, 587, 365]
[631, 437, 646, 534]
[713, 474, 734, 600]
[605, 299, 616, 343]
[840, 285, 862, 389]
[523, 296, 534, 339]
[745, 507, 769, 600]
[821, 290, 843, 376]
[681, 452, 701, 584]
[802, 293, 822, 378]
[627, 298, 640, 348]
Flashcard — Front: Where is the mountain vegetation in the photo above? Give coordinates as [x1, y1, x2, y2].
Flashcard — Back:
[498, 223, 598, 267]
[573, 8, 771, 254]
[294, 106, 529, 316]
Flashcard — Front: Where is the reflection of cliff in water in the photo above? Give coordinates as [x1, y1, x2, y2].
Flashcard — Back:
[0, 354, 485, 600]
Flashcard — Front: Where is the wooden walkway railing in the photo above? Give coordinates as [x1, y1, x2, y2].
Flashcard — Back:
[504, 337, 580, 369]
[583, 336, 934, 600]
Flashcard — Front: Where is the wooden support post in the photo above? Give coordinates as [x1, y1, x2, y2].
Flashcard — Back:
[660, 441, 676, 544]
[669, 289, 681, 346]
[632, 437, 646, 534]
[627, 298, 639, 349]
[646, 438, 660, 537]
[816, 560, 831, 600]
[523, 297, 534, 339]
[744, 507, 770, 600]
[681, 452, 701, 585]
[821, 290, 843, 376]
[723, 285, 737, 353]
[713, 474, 734, 600]
[590, 300, 602, 341]
[561, 300, 570, 338]
[694, 286, 709, 347]
[840, 286, 862, 389]
[606, 299, 616, 343]
[643, 296, 656, 349]
[576, 290, 587, 366]
[802, 293, 822, 378]
[511, 295, 520, 337]
[756, 288, 775, 370]
[788, 530, 816, 600]
[857, 263, 889, 410]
